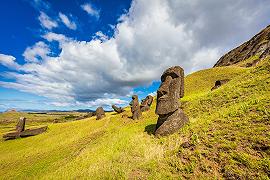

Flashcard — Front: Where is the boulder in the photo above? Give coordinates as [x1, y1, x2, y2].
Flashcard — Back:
[211, 79, 230, 91]
[96, 107, 106, 120]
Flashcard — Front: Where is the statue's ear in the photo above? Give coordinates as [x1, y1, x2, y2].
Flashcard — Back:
[180, 71, 184, 98]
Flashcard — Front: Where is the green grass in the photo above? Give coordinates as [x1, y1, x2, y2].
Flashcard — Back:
[0, 60, 269, 179]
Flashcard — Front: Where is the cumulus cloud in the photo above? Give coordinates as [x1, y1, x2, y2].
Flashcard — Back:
[81, 3, 100, 18]
[1, 0, 270, 108]
[0, 53, 20, 69]
[59, 12, 77, 30]
[22, 41, 51, 63]
[38, 12, 58, 30]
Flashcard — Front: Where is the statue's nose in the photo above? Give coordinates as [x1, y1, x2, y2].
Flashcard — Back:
[157, 76, 172, 97]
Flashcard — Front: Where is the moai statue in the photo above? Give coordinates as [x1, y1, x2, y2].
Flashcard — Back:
[16, 117, 26, 132]
[112, 105, 125, 113]
[140, 95, 154, 112]
[129, 95, 142, 120]
[155, 66, 189, 136]
[96, 107, 106, 120]
[3, 117, 47, 140]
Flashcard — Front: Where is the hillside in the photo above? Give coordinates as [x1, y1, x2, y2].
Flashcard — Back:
[0, 59, 269, 179]
[214, 25, 270, 67]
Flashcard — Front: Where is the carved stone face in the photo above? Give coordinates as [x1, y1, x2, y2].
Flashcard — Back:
[155, 66, 184, 115]
[141, 95, 153, 106]
[129, 95, 141, 120]
[129, 95, 139, 113]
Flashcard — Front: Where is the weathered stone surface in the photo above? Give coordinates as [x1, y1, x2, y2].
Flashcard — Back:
[16, 117, 26, 132]
[3, 118, 47, 140]
[3, 126, 48, 140]
[96, 107, 105, 120]
[211, 79, 230, 91]
[155, 109, 188, 136]
[155, 66, 189, 136]
[112, 105, 125, 113]
[140, 95, 153, 112]
[214, 25, 270, 67]
[129, 95, 142, 120]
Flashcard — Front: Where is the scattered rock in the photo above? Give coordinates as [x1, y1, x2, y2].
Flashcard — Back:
[122, 113, 128, 118]
[112, 105, 125, 113]
[155, 66, 189, 136]
[181, 141, 193, 148]
[53, 119, 60, 123]
[129, 95, 142, 120]
[140, 95, 153, 112]
[96, 107, 105, 120]
[211, 79, 230, 91]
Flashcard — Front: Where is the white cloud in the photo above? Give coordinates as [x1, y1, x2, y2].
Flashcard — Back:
[81, 3, 100, 18]
[148, 92, 157, 97]
[59, 12, 77, 30]
[1, 0, 270, 108]
[77, 98, 128, 107]
[38, 12, 58, 30]
[0, 53, 20, 69]
[22, 41, 50, 63]
[42, 32, 70, 43]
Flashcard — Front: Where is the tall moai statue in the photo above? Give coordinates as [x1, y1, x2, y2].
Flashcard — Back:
[129, 95, 142, 120]
[155, 66, 189, 136]
[140, 95, 154, 112]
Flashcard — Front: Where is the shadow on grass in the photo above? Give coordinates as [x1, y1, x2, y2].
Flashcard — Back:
[144, 124, 156, 135]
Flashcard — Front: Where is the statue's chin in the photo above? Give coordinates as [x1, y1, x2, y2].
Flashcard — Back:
[156, 101, 178, 115]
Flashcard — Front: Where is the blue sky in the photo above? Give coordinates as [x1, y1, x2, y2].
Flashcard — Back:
[0, 0, 269, 111]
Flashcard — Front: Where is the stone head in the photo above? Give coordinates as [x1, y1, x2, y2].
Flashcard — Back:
[155, 66, 184, 115]
[129, 95, 139, 112]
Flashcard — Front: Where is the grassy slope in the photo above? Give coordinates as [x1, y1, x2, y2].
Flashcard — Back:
[0, 112, 87, 134]
[0, 61, 269, 179]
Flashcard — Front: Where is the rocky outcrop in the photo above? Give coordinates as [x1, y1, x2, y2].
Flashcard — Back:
[214, 25, 270, 67]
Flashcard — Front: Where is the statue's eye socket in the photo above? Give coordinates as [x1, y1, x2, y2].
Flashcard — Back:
[170, 73, 179, 79]
[161, 73, 179, 82]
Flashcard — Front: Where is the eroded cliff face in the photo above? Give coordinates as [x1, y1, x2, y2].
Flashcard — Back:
[214, 25, 270, 67]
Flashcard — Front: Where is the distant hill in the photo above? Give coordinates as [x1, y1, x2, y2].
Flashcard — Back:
[214, 25, 270, 67]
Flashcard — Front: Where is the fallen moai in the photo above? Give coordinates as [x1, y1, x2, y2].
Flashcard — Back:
[3, 117, 47, 140]
[140, 95, 153, 112]
[129, 95, 142, 120]
[112, 105, 125, 113]
[155, 66, 189, 136]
